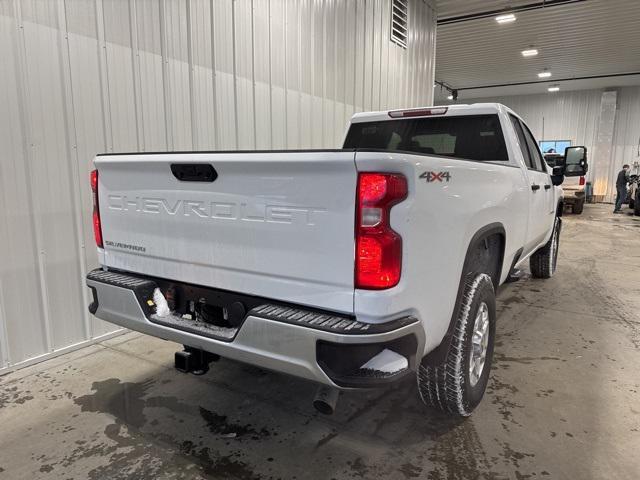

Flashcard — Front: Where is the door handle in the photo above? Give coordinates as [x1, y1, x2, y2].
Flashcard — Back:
[531, 184, 541, 191]
[544, 184, 551, 190]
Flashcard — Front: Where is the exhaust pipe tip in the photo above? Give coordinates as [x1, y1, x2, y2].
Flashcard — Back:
[313, 385, 340, 415]
[313, 399, 334, 415]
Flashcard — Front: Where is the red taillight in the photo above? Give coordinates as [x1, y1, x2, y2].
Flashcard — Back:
[91, 169, 103, 248]
[355, 173, 407, 289]
[579, 176, 585, 186]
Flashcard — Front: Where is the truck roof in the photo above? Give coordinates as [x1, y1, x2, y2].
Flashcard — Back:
[350, 103, 513, 123]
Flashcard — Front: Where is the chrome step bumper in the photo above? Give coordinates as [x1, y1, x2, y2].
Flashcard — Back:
[86, 268, 425, 388]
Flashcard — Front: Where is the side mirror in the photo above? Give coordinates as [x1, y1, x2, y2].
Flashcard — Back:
[563, 146, 588, 177]
[551, 166, 565, 186]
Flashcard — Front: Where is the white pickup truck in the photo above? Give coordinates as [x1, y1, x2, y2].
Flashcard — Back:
[86, 103, 587, 417]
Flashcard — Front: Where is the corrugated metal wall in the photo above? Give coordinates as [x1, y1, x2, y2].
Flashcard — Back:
[449, 86, 640, 202]
[0, 0, 437, 373]
[611, 87, 640, 190]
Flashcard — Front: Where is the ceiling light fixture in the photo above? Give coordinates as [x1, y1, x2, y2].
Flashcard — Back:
[521, 49, 539, 57]
[548, 86, 560, 92]
[447, 95, 454, 100]
[538, 71, 552, 78]
[495, 13, 516, 24]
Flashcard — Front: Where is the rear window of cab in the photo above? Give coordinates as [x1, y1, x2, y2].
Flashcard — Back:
[343, 114, 508, 162]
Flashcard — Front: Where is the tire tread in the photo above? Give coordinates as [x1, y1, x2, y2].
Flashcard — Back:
[572, 201, 584, 214]
[530, 217, 561, 279]
[417, 273, 494, 417]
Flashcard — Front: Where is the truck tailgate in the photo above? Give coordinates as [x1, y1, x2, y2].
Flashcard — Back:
[95, 151, 357, 314]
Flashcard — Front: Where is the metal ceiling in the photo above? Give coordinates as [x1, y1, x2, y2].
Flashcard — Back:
[435, 0, 640, 98]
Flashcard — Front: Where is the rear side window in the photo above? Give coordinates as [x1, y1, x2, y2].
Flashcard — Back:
[521, 123, 546, 172]
[509, 115, 535, 169]
[343, 114, 508, 161]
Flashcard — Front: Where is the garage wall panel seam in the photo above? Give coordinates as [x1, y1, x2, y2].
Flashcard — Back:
[57, 0, 93, 341]
[10, 0, 55, 359]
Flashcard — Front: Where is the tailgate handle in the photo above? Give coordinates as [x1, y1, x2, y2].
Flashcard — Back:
[171, 164, 218, 182]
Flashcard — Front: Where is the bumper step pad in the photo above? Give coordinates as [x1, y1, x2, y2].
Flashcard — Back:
[250, 304, 416, 335]
[87, 269, 156, 291]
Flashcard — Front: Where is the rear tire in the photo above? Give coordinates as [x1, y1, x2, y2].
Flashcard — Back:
[572, 200, 584, 214]
[530, 217, 561, 279]
[417, 273, 496, 417]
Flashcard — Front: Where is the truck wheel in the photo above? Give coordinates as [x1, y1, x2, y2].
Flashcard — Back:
[417, 273, 496, 417]
[530, 217, 561, 279]
[572, 200, 584, 214]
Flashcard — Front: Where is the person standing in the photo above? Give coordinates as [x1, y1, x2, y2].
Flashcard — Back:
[613, 164, 630, 213]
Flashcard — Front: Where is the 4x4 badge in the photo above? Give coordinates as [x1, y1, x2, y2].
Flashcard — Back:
[420, 171, 451, 182]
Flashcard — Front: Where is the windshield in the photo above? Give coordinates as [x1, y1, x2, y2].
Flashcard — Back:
[343, 114, 508, 161]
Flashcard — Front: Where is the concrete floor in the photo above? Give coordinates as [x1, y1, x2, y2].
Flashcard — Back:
[1, 203, 639, 480]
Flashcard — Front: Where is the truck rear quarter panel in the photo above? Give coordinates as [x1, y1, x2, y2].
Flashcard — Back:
[354, 151, 528, 355]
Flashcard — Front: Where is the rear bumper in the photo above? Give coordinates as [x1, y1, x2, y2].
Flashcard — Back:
[86, 269, 425, 389]
[562, 189, 585, 203]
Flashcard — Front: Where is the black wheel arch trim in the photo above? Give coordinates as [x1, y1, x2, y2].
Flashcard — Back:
[463, 223, 506, 291]
[507, 247, 524, 276]
[423, 222, 505, 366]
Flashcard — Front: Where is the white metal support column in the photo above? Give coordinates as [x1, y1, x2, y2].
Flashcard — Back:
[592, 90, 618, 202]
